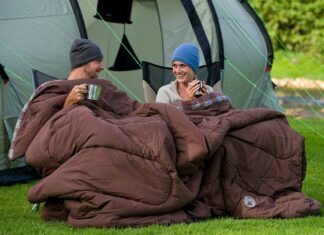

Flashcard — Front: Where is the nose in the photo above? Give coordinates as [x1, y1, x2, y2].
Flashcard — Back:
[99, 61, 105, 71]
[175, 66, 182, 74]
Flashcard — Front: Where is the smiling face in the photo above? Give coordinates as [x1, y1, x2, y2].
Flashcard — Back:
[82, 59, 105, 78]
[172, 61, 196, 85]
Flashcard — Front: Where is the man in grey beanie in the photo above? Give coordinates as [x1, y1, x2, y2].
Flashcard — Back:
[64, 38, 105, 108]
[69, 38, 103, 71]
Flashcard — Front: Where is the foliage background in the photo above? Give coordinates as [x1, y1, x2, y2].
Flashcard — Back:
[249, 0, 324, 57]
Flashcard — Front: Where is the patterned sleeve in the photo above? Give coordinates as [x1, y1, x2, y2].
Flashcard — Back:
[174, 92, 231, 111]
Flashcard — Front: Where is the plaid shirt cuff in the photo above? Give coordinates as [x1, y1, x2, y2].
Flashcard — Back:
[175, 92, 230, 111]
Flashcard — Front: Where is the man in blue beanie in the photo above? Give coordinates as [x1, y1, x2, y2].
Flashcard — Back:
[156, 43, 214, 103]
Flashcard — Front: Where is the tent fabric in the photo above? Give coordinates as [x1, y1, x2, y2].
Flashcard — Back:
[182, 0, 214, 65]
[0, 0, 83, 172]
[108, 34, 141, 71]
[1, 81, 26, 170]
[1, 0, 282, 171]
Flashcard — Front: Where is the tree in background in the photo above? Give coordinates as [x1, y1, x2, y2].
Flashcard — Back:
[250, 0, 323, 57]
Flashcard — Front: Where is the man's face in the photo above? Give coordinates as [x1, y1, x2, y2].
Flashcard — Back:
[83, 59, 105, 78]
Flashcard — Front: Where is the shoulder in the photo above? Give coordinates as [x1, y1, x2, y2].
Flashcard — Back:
[206, 84, 214, 93]
[158, 83, 173, 91]
[156, 83, 176, 103]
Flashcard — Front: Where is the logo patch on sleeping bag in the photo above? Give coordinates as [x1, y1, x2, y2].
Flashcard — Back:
[243, 196, 256, 208]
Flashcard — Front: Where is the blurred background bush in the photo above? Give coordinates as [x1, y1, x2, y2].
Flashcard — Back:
[250, 0, 324, 57]
[250, 0, 323, 80]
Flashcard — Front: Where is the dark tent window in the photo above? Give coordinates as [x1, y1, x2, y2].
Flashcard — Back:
[94, 0, 133, 24]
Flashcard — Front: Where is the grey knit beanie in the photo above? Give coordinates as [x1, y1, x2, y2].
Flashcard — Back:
[69, 38, 103, 69]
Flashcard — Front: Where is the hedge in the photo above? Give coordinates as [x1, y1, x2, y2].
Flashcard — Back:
[249, 0, 324, 56]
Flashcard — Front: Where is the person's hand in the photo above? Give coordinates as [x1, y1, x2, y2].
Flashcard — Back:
[184, 80, 199, 100]
[200, 81, 208, 96]
[63, 84, 88, 108]
[184, 80, 207, 100]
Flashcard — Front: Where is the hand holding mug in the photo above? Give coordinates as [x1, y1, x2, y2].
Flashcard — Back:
[63, 84, 88, 108]
[188, 80, 207, 98]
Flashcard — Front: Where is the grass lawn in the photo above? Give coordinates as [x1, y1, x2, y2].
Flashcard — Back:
[272, 50, 324, 81]
[0, 118, 323, 235]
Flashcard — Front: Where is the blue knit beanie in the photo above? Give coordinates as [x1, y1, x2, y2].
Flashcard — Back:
[171, 43, 199, 73]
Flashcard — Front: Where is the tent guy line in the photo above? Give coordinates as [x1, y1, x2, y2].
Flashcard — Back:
[227, 59, 324, 138]
[103, 68, 144, 103]
[273, 34, 324, 98]
[209, 3, 323, 107]
[0, 2, 321, 116]
[2, 0, 323, 176]
[0, 5, 321, 119]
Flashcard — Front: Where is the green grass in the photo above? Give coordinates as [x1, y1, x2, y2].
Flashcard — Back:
[287, 118, 324, 200]
[272, 50, 324, 80]
[0, 118, 323, 235]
